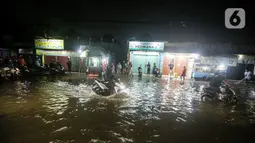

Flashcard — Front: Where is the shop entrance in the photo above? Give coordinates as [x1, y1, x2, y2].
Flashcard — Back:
[131, 53, 159, 74]
[162, 56, 174, 75]
[174, 57, 189, 77]
[44, 56, 68, 70]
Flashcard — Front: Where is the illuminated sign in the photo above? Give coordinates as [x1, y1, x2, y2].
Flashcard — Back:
[36, 49, 86, 57]
[129, 41, 164, 51]
[19, 49, 33, 54]
[34, 39, 64, 50]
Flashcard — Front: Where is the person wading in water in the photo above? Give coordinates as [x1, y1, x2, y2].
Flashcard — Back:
[180, 66, 187, 83]
[67, 58, 72, 74]
[146, 62, 151, 75]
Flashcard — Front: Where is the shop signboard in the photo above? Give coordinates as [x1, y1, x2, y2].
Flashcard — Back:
[19, 48, 33, 54]
[36, 49, 86, 57]
[129, 41, 164, 51]
[238, 55, 255, 64]
[34, 39, 64, 50]
[201, 56, 237, 67]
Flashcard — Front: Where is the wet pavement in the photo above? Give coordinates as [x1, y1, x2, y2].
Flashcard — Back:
[0, 75, 255, 143]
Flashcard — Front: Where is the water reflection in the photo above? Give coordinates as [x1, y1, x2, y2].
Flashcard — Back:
[0, 75, 255, 143]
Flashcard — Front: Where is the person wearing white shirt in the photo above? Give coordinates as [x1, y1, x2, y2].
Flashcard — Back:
[117, 62, 122, 75]
[244, 69, 252, 81]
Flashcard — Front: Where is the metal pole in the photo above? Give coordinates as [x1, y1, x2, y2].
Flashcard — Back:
[78, 37, 80, 76]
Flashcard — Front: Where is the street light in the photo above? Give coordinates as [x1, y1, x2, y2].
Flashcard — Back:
[193, 54, 200, 59]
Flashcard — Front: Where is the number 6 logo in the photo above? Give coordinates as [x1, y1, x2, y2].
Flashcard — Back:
[225, 8, 245, 29]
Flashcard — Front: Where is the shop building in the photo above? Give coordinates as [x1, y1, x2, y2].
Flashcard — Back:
[228, 54, 255, 80]
[192, 56, 238, 79]
[18, 48, 34, 67]
[0, 48, 10, 58]
[86, 47, 109, 76]
[0, 48, 17, 58]
[128, 41, 164, 74]
[36, 49, 84, 70]
[35, 39, 87, 70]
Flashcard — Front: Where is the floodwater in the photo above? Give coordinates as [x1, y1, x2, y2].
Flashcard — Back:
[0, 75, 255, 143]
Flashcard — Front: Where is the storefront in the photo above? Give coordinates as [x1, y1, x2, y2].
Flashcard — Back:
[162, 53, 197, 79]
[35, 49, 84, 70]
[129, 41, 164, 74]
[87, 47, 109, 76]
[193, 56, 238, 79]
[35, 39, 88, 71]
[237, 55, 255, 75]
[18, 48, 33, 66]
[0, 48, 10, 57]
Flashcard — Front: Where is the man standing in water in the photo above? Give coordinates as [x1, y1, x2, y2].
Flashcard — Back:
[122, 61, 126, 75]
[169, 60, 174, 78]
[117, 62, 122, 76]
[67, 58, 72, 74]
[146, 62, 151, 75]
[244, 68, 253, 82]
[180, 66, 186, 82]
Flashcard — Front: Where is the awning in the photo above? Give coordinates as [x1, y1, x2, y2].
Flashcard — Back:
[36, 49, 87, 57]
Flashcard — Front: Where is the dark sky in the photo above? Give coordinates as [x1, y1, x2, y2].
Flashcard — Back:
[2, 0, 254, 43]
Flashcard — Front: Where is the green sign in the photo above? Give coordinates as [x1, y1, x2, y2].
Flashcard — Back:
[129, 41, 164, 51]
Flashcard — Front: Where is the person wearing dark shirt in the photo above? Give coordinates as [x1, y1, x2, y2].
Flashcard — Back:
[67, 58, 72, 74]
[49, 59, 56, 69]
[209, 72, 226, 94]
[56, 61, 62, 70]
[146, 62, 151, 75]
[12, 56, 18, 67]
[106, 64, 113, 80]
[27, 56, 33, 68]
[180, 66, 187, 82]
[138, 66, 142, 76]
[169, 60, 174, 78]
[152, 63, 157, 76]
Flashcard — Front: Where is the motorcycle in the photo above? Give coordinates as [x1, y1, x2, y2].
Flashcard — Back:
[20, 66, 31, 76]
[50, 64, 65, 75]
[92, 77, 125, 96]
[0, 67, 20, 80]
[201, 82, 238, 103]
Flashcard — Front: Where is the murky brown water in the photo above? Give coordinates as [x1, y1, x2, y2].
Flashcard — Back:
[1, 75, 255, 143]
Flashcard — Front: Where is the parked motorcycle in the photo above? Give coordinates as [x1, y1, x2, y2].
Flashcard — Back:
[92, 77, 125, 96]
[19, 66, 30, 76]
[0, 67, 20, 80]
[201, 82, 238, 103]
[50, 64, 65, 75]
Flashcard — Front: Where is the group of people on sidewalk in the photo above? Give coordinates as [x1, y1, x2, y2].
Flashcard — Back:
[137, 62, 160, 77]
[116, 61, 133, 76]
[103, 61, 133, 80]
[0, 55, 31, 68]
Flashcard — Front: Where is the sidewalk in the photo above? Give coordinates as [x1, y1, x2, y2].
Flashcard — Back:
[70, 72, 86, 75]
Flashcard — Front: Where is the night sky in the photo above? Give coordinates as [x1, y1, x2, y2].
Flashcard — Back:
[1, 0, 254, 44]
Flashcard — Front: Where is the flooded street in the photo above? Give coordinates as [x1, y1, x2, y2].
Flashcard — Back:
[1, 75, 255, 143]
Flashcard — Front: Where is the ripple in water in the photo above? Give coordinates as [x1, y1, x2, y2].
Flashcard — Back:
[1, 76, 255, 143]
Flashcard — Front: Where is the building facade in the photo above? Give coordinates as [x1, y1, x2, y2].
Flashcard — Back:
[128, 41, 164, 74]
